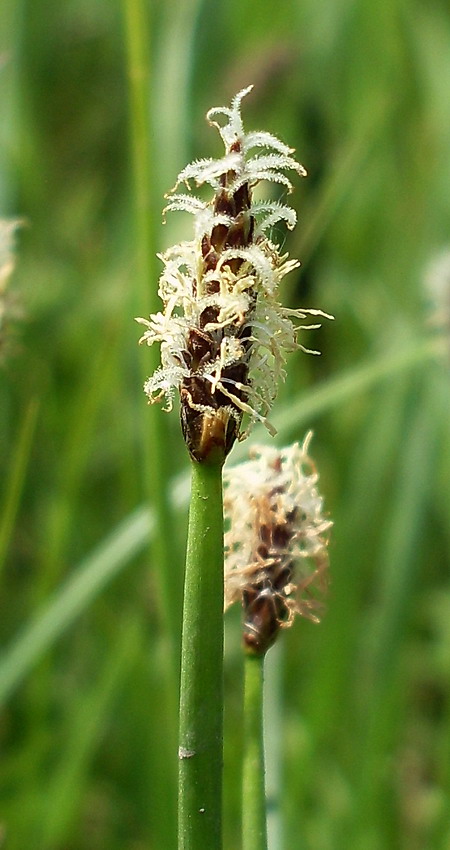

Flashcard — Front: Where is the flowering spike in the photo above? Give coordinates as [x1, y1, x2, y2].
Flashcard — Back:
[136, 88, 332, 462]
[224, 435, 332, 655]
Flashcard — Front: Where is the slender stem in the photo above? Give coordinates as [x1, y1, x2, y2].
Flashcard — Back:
[264, 643, 284, 848]
[178, 453, 225, 850]
[243, 653, 268, 850]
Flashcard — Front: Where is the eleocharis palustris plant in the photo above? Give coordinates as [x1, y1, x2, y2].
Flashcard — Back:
[224, 436, 332, 850]
[136, 86, 332, 850]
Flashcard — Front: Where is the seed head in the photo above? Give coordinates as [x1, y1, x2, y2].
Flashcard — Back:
[224, 433, 332, 655]
[136, 87, 332, 461]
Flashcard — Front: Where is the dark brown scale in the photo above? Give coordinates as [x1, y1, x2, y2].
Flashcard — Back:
[201, 234, 219, 274]
[220, 360, 249, 388]
[201, 234, 211, 257]
[180, 349, 192, 368]
[242, 590, 280, 653]
[180, 384, 239, 463]
[210, 222, 229, 253]
[182, 375, 211, 407]
[223, 417, 241, 457]
[212, 346, 251, 410]
[225, 216, 250, 250]
[273, 562, 294, 591]
[272, 524, 292, 549]
[199, 305, 220, 329]
[232, 182, 251, 213]
[213, 379, 247, 410]
[285, 507, 298, 524]
[259, 524, 272, 546]
[242, 581, 291, 654]
[241, 516, 297, 655]
[212, 178, 253, 273]
[187, 328, 215, 371]
[180, 346, 249, 461]
[214, 191, 235, 217]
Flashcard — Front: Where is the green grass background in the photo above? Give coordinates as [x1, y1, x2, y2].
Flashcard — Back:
[1, 0, 450, 847]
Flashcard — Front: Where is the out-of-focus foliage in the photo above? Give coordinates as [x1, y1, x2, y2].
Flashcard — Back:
[1, 0, 449, 848]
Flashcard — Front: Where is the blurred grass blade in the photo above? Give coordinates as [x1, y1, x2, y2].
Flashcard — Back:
[39, 619, 142, 848]
[122, 0, 179, 650]
[352, 379, 439, 840]
[296, 96, 391, 266]
[0, 398, 39, 576]
[0, 508, 151, 706]
[154, 0, 203, 197]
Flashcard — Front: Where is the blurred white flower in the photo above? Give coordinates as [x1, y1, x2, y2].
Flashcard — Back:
[423, 248, 450, 338]
[0, 218, 23, 362]
[137, 87, 332, 461]
[224, 433, 332, 654]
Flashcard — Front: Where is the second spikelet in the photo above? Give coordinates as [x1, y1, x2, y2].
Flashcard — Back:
[224, 434, 332, 655]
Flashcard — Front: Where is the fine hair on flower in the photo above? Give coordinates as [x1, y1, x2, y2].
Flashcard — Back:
[136, 86, 333, 461]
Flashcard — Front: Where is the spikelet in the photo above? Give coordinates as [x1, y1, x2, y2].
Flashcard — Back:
[224, 434, 332, 654]
[136, 87, 332, 461]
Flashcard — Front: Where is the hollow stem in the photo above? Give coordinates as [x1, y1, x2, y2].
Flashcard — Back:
[178, 452, 225, 850]
[243, 652, 268, 850]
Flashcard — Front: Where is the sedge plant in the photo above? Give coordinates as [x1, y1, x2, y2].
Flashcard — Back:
[136, 86, 331, 849]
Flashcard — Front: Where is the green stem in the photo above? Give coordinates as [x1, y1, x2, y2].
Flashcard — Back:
[243, 653, 268, 850]
[178, 453, 225, 850]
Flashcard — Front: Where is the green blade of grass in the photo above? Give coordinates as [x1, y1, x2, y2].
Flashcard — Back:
[0, 398, 39, 576]
[350, 379, 440, 845]
[37, 619, 143, 849]
[0, 507, 151, 706]
[122, 0, 179, 653]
